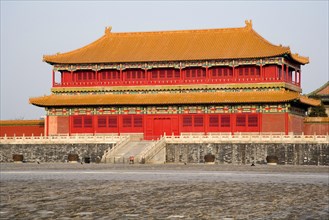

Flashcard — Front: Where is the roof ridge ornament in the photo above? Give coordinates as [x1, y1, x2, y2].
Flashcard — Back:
[245, 19, 252, 30]
[105, 26, 112, 35]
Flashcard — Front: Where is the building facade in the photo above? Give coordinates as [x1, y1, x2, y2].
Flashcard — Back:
[30, 21, 319, 139]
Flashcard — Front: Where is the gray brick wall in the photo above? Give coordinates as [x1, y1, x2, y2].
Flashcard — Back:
[166, 143, 329, 165]
[0, 143, 113, 163]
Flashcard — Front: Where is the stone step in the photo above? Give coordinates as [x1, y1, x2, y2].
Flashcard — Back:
[106, 141, 153, 163]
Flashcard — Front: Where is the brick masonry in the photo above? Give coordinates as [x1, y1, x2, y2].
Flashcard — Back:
[0, 143, 113, 163]
[1, 142, 328, 165]
[166, 143, 329, 165]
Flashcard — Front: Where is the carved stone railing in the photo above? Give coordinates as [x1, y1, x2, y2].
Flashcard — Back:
[164, 133, 329, 144]
[138, 136, 166, 163]
[0, 134, 124, 145]
[101, 135, 131, 163]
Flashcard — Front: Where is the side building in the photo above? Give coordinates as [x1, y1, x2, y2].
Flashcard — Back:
[29, 20, 320, 140]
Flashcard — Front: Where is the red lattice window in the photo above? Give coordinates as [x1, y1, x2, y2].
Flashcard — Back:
[221, 115, 230, 127]
[159, 70, 165, 78]
[123, 116, 132, 127]
[175, 70, 180, 78]
[134, 116, 143, 128]
[248, 115, 258, 127]
[73, 117, 82, 128]
[236, 115, 246, 127]
[167, 70, 173, 78]
[194, 116, 204, 127]
[84, 116, 93, 128]
[152, 71, 157, 79]
[108, 116, 117, 128]
[183, 116, 192, 127]
[209, 116, 219, 127]
[98, 117, 107, 128]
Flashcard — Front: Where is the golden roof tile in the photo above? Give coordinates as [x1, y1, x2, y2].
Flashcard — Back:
[43, 21, 308, 65]
[0, 120, 44, 126]
[299, 95, 321, 106]
[30, 90, 304, 107]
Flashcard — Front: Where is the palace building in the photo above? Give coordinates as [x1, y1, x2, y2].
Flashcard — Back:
[29, 20, 320, 140]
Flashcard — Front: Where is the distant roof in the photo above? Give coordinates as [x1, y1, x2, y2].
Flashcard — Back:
[43, 20, 309, 65]
[308, 81, 329, 103]
[0, 120, 44, 126]
[308, 81, 329, 96]
[29, 90, 320, 107]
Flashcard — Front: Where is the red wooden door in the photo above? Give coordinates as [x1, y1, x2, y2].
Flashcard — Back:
[144, 116, 179, 140]
[153, 118, 164, 137]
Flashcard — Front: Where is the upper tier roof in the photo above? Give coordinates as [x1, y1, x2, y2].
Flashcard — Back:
[43, 20, 309, 65]
[29, 90, 320, 107]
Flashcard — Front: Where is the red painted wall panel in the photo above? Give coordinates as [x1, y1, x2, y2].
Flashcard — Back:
[0, 125, 44, 137]
[57, 116, 69, 134]
[289, 114, 304, 134]
[263, 65, 278, 79]
[261, 113, 285, 133]
[304, 123, 329, 135]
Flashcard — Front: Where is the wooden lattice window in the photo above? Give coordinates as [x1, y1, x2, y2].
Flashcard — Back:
[84, 116, 93, 128]
[123, 116, 132, 127]
[248, 115, 258, 127]
[73, 117, 82, 128]
[183, 116, 192, 127]
[159, 69, 166, 78]
[221, 115, 231, 127]
[98, 116, 107, 128]
[108, 116, 117, 128]
[194, 116, 204, 127]
[134, 116, 143, 128]
[167, 70, 173, 78]
[236, 115, 246, 127]
[209, 116, 219, 127]
[175, 70, 180, 78]
[151, 71, 158, 79]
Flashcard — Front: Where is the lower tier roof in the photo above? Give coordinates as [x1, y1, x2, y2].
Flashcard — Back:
[29, 90, 320, 107]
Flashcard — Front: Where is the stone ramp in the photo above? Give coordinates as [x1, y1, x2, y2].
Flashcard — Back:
[108, 141, 153, 163]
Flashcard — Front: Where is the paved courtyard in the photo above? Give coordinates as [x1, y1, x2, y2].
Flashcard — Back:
[0, 163, 328, 219]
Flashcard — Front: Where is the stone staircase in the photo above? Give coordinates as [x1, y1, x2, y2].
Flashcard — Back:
[103, 140, 154, 163]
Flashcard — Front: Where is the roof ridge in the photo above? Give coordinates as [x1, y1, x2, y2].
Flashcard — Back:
[108, 26, 248, 36]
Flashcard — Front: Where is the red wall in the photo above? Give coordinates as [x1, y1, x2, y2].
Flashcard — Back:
[304, 117, 329, 135]
[56, 64, 299, 88]
[262, 113, 286, 133]
[289, 114, 304, 134]
[0, 120, 44, 137]
[68, 113, 261, 139]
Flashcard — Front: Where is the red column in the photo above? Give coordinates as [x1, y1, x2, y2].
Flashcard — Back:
[120, 68, 123, 84]
[52, 70, 55, 87]
[285, 112, 289, 135]
[286, 65, 289, 83]
[260, 65, 264, 81]
[258, 113, 262, 134]
[281, 64, 284, 82]
[145, 69, 148, 83]
[205, 66, 209, 82]
[95, 70, 98, 85]
[299, 70, 301, 86]
[68, 115, 71, 136]
[46, 115, 49, 136]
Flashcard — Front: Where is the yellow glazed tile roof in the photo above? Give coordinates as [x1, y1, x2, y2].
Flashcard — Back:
[29, 90, 318, 107]
[0, 120, 44, 126]
[43, 21, 308, 65]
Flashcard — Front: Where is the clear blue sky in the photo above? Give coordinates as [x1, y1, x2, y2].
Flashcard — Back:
[1, 1, 328, 120]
